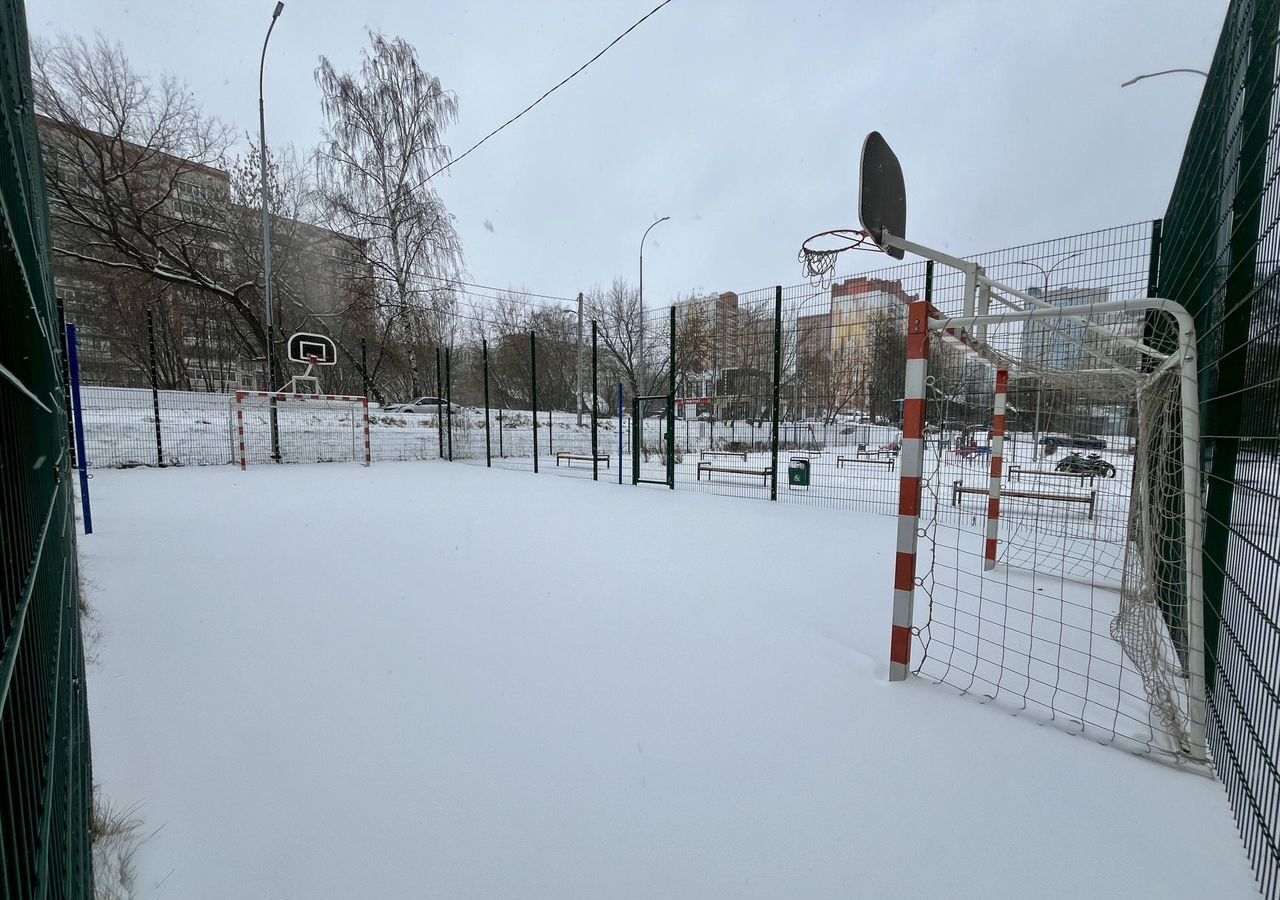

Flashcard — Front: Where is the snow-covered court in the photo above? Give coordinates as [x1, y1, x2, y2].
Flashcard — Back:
[80, 462, 1255, 898]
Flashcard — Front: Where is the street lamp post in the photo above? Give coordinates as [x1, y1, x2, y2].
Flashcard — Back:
[638, 216, 669, 403]
[1016, 250, 1085, 449]
[259, 1, 284, 460]
[1121, 67, 1208, 88]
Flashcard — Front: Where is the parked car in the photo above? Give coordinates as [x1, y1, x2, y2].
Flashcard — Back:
[1066, 432, 1108, 451]
[384, 396, 452, 414]
[1039, 433, 1107, 452]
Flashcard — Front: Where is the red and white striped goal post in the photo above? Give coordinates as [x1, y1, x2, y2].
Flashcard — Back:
[233, 390, 371, 470]
[892, 303, 1010, 681]
[984, 370, 1009, 571]
[890, 300, 931, 682]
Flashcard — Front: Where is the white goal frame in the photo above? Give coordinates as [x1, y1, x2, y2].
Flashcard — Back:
[883, 229, 1207, 761]
[233, 390, 372, 470]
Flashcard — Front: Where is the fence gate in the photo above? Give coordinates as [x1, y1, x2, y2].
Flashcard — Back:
[631, 394, 675, 488]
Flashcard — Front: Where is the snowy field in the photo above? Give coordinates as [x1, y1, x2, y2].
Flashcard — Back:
[77, 461, 1256, 899]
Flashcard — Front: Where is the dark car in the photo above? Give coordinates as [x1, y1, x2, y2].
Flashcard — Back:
[1039, 433, 1108, 452]
[1065, 433, 1107, 451]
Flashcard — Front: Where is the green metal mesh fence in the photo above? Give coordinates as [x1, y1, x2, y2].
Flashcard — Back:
[0, 1, 95, 896]
[1158, 1, 1280, 896]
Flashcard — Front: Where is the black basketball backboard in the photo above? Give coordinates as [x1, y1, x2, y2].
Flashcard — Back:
[859, 132, 906, 259]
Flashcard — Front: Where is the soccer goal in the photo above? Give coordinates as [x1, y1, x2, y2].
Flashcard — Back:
[801, 131, 1207, 762]
[895, 298, 1205, 761]
[233, 391, 372, 469]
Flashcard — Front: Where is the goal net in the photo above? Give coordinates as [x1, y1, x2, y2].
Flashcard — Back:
[233, 391, 371, 468]
[895, 298, 1206, 761]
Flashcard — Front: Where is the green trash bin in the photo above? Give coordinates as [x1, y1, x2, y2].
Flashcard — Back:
[788, 457, 810, 490]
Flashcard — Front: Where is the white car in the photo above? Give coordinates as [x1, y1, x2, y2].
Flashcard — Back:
[385, 396, 452, 414]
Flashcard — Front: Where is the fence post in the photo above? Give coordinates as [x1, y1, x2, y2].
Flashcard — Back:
[56, 296, 75, 465]
[617, 382, 623, 485]
[482, 338, 492, 467]
[445, 346, 453, 461]
[530, 332, 539, 473]
[632, 397, 640, 485]
[770, 286, 782, 501]
[268, 321, 281, 463]
[499, 408, 505, 457]
[65, 324, 92, 535]
[668, 304, 676, 490]
[409, 321, 419, 396]
[548, 409, 553, 458]
[591, 320, 599, 481]
[891, 299, 932, 682]
[435, 348, 444, 458]
[360, 337, 369, 401]
[146, 306, 165, 467]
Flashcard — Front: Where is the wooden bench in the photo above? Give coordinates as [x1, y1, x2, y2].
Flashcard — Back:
[555, 451, 610, 469]
[696, 461, 772, 484]
[1009, 465, 1094, 483]
[856, 448, 897, 458]
[836, 455, 896, 469]
[951, 480, 1096, 519]
[700, 449, 748, 462]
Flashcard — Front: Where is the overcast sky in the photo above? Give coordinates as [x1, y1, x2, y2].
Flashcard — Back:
[32, 0, 1224, 311]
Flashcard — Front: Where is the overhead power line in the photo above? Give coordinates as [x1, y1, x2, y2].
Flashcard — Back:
[417, 0, 675, 188]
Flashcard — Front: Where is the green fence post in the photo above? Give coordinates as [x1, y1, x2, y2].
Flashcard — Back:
[483, 338, 492, 467]
[268, 320, 281, 463]
[531, 332, 539, 473]
[57, 296, 76, 466]
[668, 304, 676, 489]
[770, 286, 782, 501]
[435, 347, 444, 459]
[445, 346, 453, 461]
[632, 397, 641, 485]
[592, 320, 599, 481]
[1146, 218, 1162, 300]
[360, 336, 369, 402]
[146, 305, 165, 467]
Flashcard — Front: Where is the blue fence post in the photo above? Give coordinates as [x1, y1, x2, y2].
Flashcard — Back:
[65, 324, 92, 534]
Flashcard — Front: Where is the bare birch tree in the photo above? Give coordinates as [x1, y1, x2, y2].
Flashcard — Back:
[315, 32, 463, 390]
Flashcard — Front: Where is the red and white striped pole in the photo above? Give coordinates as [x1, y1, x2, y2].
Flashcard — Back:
[984, 369, 1008, 571]
[891, 299, 931, 682]
[362, 397, 372, 466]
[235, 390, 248, 471]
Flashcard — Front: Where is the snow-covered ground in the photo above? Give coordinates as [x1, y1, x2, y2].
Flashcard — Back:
[79, 462, 1254, 899]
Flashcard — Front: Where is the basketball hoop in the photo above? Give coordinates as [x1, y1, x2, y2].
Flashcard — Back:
[283, 332, 337, 395]
[798, 228, 883, 287]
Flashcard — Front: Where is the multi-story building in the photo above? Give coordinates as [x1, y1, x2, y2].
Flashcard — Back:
[672, 291, 739, 416]
[674, 277, 913, 422]
[791, 277, 913, 421]
[39, 115, 367, 392]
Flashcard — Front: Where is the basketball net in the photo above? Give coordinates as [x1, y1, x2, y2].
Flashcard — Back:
[798, 228, 883, 287]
